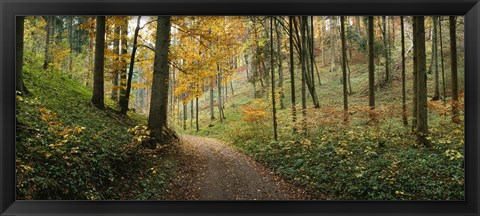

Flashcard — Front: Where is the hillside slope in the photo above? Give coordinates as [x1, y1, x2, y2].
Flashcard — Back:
[16, 66, 175, 200]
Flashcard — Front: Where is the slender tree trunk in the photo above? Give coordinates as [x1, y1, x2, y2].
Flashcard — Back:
[412, 17, 418, 129]
[330, 16, 336, 73]
[340, 16, 348, 123]
[432, 16, 440, 100]
[382, 16, 390, 82]
[111, 22, 120, 101]
[449, 16, 460, 123]
[415, 16, 429, 147]
[91, 16, 106, 110]
[210, 78, 215, 120]
[190, 99, 194, 128]
[275, 19, 285, 110]
[170, 68, 175, 117]
[67, 16, 74, 74]
[217, 67, 225, 121]
[320, 16, 326, 67]
[401, 16, 408, 126]
[16, 16, 29, 94]
[183, 101, 187, 130]
[304, 17, 320, 108]
[439, 18, 447, 105]
[120, 16, 141, 115]
[147, 16, 172, 147]
[119, 17, 128, 109]
[368, 16, 376, 123]
[428, 17, 435, 75]
[270, 17, 278, 140]
[301, 16, 308, 133]
[43, 16, 52, 70]
[289, 16, 297, 132]
[196, 97, 199, 132]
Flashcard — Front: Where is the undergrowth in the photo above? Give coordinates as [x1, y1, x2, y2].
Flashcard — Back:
[16, 55, 175, 200]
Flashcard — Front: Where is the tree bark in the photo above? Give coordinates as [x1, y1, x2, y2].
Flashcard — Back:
[67, 16, 74, 74]
[270, 17, 278, 141]
[368, 16, 376, 123]
[439, 18, 447, 104]
[16, 16, 29, 94]
[111, 21, 120, 101]
[43, 16, 52, 70]
[91, 16, 106, 110]
[120, 16, 141, 115]
[412, 17, 418, 129]
[415, 16, 429, 147]
[320, 16, 326, 67]
[401, 16, 408, 126]
[275, 18, 285, 110]
[289, 16, 297, 132]
[210, 78, 215, 120]
[147, 16, 173, 147]
[432, 16, 440, 100]
[340, 16, 348, 123]
[300, 16, 308, 133]
[119, 17, 128, 109]
[449, 16, 460, 123]
[330, 16, 336, 73]
[196, 97, 199, 132]
[382, 16, 390, 82]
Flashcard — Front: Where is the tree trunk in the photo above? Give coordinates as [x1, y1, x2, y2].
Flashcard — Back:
[415, 16, 429, 147]
[449, 16, 460, 123]
[91, 16, 106, 110]
[210, 78, 215, 120]
[401, 16, 408, 126]
[275, 19, 285, 110]
[439, 18, 447, 105]
[368, 16, 376, 123]
[147, 16, 174, 147]
[16, 16, 29, 94]
[300, 16, 308, 133]
[183, 100, 187, 130]
[170, 68, 175, 117]
[382, 16, 390, 82]
[190, 99, 194, 128]
[320, 16, 326, 67]
[43, 16, 52, 70]
[67, 16, 74, 74]
[340, 16, 348, 123]
[111, 22, 120, 101]
[196, 97, 199, 132]
[432, 16, 440, 101]
[412, 17, 418, 129]
[217, 67, 225, 121]
[289, 16, 297, 132]
[330, 16, 336, 73]
[119, 17, 128, 110]
[303, 17, 320, 108]
[270, 17, 278, 141]
[120, 16, 141, 115]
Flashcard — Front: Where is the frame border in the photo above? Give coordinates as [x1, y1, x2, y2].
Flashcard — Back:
[1, 0, 479, 215]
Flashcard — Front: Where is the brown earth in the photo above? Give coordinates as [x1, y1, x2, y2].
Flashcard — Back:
[164, 134, 309, 200]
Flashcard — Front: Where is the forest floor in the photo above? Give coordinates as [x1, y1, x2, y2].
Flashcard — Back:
[164, 134, 309, 200]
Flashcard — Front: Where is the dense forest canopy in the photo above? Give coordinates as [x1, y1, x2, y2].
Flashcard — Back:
[16, 16, 464, 200]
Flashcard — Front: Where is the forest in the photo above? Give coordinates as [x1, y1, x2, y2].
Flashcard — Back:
[16, 16, 464, 200]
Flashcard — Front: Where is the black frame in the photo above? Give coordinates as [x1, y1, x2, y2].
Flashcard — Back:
[1, 0, 479, 215]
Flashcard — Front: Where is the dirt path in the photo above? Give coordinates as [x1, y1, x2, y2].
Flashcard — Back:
[165, 134, 308, 200]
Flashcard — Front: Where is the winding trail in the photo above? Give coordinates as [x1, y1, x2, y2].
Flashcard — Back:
[165, 134, 308, 200]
